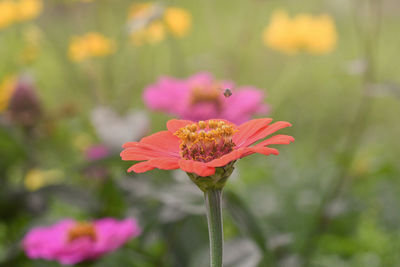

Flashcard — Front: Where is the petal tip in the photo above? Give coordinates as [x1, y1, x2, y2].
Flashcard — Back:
[127, 165, 136, 173]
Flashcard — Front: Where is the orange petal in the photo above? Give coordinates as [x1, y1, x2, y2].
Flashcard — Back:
[207, 146, 279, 167]
[179, 159, 216, 177]
[128, 161, 156, 173]
[206, 147, 253, 167]
[127, 158, 180, 173]
[121, 143, 179, 161]
[140, 131, 180, 154]
[233, 118, 273, 147]
[167, 119, 194, 133]
[247, 146, 279, 156]
[237, 121, 292, 148]
[122, 142, 138, 148]
[256, 135, 295, 147]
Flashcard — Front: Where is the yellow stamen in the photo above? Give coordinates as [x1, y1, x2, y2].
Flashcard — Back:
[189, 124, 197, 132]
[198, 120, 206, 129]
[174, 120, 237, 162]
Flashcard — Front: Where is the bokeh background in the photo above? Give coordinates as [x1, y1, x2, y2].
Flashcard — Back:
[1, 0, 400, 266]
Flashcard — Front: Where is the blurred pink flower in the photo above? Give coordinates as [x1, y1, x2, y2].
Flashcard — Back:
[143, 72, 269, 124]
[84, 145, 111, 180]
[85, 145, 110, 161]
[22, 218, 141, 265]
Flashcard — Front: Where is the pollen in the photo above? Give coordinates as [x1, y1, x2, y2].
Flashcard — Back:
[67, 222, 97, 242]
[174, 120, 236, 162]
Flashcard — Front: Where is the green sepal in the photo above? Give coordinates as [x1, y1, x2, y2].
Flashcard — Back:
[186, 161, 236, 192]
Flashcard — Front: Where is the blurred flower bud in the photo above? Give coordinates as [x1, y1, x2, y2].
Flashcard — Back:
[8, 75, 41, 128]
[85, 145, 110, 161]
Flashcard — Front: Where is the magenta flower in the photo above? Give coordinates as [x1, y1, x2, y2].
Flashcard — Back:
[144, 72, 269, 124]
[22, 218, 141, 265]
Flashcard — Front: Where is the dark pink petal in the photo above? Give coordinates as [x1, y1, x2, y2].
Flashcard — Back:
[221, 88, 269, 124]
[93, 218, 141, 257]
[143, 76, 187, 114]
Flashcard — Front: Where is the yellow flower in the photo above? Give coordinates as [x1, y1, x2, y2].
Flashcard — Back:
[24, 168, 64, 191]
[16, 0, 42, 21]
[302, 15, 337, 54]
[127, 2, 192, 46]
[263, 11, 297, 54]
[163, 7, 191, 37]
[262, 10, 337, 55]
[68, 32, 116, 62]
[0, 75, 17, 112]
[0, 0, 17, 29]
[130, 21, 165, 46]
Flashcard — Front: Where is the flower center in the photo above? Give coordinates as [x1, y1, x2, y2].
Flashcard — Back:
[67, 222, 97, 242]
[175, 120, 236, 162]
[189, 85, 222, 109]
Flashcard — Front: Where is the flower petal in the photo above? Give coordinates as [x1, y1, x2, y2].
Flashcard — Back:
[233, 118, 273, 147]
[139, 131, 180, 154]
[236, 121, 292, 148]
[206, 147, 253, 167]
[247, 146, 279, 156]
[178, 159, 216, 177]
[127, 158, 180, 173]
[121, 143, 178, 161]
[167, 119, 194, 133]
[256, 134, 295, 147]
[207, 146, 279, 167]
[221, 88, 269, 124]
[121, 131, 180, 161]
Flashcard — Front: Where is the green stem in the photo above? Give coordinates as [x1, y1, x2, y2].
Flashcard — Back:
[204, 189, 224, 267]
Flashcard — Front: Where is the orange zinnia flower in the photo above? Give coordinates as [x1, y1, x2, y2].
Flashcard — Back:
[121, 118, 294, 178]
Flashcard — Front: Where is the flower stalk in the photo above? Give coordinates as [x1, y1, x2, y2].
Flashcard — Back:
[204, 188, 223, 267]
[187, 164, 235, 267]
